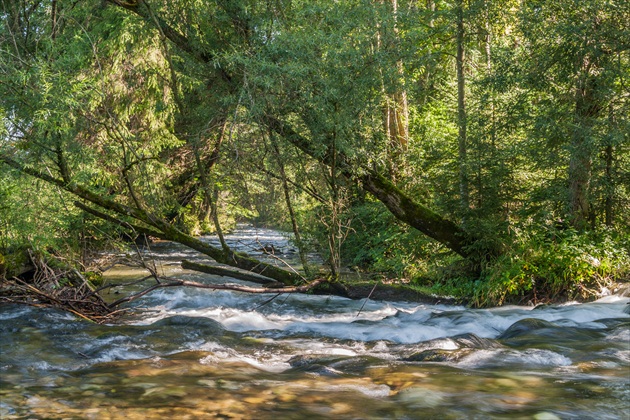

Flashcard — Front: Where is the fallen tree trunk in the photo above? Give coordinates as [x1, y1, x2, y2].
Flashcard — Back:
[75, 201, 304, 285]
[262, 115, 477, 259]
[181, 260, 285, 285]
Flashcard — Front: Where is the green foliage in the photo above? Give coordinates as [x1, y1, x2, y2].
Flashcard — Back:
[472, 228, 630, 307]
[341, 201, 434, 279]
[0, 168, 78, 251]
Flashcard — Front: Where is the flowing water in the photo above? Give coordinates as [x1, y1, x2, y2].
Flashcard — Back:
[1, 226, 629, 419]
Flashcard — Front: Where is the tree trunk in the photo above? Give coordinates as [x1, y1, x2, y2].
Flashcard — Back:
[604, 143, 613, 226]
[456, 0, 470, 213]
[378, 0, 409, 180]
[262, 114, 476, 258]
[359, 171, 472, 258]
[193, 144, 228, 251]
[181, 260, 281, 285]
[569, 74, 599, 229]
[568, 138, 592, 229]
[484, 1, 495, 150]
[269, 133, 312, 277]
[604, 104, 615, 227]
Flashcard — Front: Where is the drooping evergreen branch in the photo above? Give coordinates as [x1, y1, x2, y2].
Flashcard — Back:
[105, 0, 232, 82]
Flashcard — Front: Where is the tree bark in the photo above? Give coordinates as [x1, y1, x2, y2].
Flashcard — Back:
[269, 133, 312, 276]
[604, 143, 613, 226]
[568, 133, 592, 229]
[377, 0, 409, 180]
[359, 171, 471, 257]
[456, 0, 470, 213]
[181, 260, 281, 285]
[262, 115, 475, 258]
[193, 143, 228, 251]
[569, 73, 599, 229]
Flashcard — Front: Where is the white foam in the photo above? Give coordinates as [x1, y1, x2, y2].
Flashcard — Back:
[458, 348, 572, 368]
[327, 383, 391, 398]
[0, 305, 33, 320]
[198, 342, 290, 372]
[130, 291, 629, 346]
[124, 228, 630, 347]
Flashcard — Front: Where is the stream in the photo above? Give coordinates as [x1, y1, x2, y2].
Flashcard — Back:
[1, 226, 629, 419]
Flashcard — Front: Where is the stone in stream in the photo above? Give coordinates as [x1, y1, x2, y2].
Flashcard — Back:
[498, 318, 605, 349]
[257, 243, 280, 254]
[404, 333, 502, 362]
[404, 348, 473, 362]
[396, 387, 447, 409]
[498, 318, 557, 339]
[150, 315, 224, 331]
[452, 333, 503, 349]
[287, 354, 381, 376]
[287, 354, 348, 376]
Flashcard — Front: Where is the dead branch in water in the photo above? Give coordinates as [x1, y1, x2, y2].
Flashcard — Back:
[0, 250, 122, 323]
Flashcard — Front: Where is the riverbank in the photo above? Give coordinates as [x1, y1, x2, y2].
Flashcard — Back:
[3, 232, 629, 322]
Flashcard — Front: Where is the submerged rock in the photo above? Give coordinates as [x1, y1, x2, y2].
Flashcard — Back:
[404, 333, 502, 362]
[150, 315, 225, 333]
[287, 354, 348, 376]
[404, 348, 473, 362]
[452, 333, 502, 349]
[396, 387, 447, 408]
[614, 283, 630, 297]
[498, 318, 605, 350]
[498, 318, 557, 339]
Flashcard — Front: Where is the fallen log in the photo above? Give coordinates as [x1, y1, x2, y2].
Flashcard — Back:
[181, 260, 279, 285]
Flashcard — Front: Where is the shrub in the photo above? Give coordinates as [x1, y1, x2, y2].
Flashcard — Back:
[473, 227, 630, 307]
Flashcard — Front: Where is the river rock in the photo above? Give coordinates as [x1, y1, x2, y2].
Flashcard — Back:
[404, 348, 472, 362]
[498, 318, 557, 339]
[533, 412, 562, 420]
[288, 354, 346, 368]
[404, 333, 501, 362]
[150, 315, 224, 332]
[614, 282, 630, 297]
[452, 332, 503, 349]
[396, 387, 447, 408]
